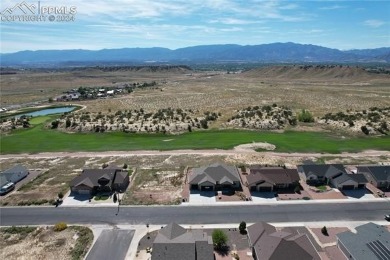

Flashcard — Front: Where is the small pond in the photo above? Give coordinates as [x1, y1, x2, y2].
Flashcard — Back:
[16, 106, 77, 118]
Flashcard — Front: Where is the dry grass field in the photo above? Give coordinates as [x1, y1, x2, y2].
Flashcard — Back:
[2, 66, 389, 119]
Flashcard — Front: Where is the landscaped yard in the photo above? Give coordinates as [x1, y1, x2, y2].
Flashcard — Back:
[1, 122, 389, 153]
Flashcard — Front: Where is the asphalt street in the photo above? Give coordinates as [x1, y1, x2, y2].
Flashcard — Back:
[1, 201, 389, 226]
[86, 229, 134, 260]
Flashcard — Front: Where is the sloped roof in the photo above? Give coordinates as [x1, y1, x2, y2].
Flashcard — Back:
[1, 164, 29, 187]
[337, 222, 390, 260]
[2, 164, 29, 175]
[152, 223, 213, 260]
[248, 222, 321, 260]
[349, 174, 368, 184]
[189, 163, 240, 185]
[357, 166, 390, 182]
[332, 174, 357, 186]
[113, 171, 128, 184]
[158, 223, 187, 240]
[247, 168, 299, 186]
[70, 168, 122, 188]
[298, 164, 347, 179]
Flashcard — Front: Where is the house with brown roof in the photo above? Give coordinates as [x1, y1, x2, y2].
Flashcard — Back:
[152, 223, 214, 260]
[357, 165, 390, 190]
[246, 167, 300, 192]
[247, 222, 321, 260]
[188, 163, 241, 191]
[69, 168, 129, 195]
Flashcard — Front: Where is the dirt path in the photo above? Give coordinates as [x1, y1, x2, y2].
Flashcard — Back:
[0, 148, 388, 159]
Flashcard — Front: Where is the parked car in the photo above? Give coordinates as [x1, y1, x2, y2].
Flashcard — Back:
[0, 182, 15, 195]
[385, 214, 390, 221]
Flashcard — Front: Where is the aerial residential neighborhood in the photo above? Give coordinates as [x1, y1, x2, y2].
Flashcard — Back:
[1, 0, 390, 260]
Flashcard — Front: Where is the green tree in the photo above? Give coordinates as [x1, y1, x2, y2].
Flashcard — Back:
[113, 193, 118, 203]
[239, 221, 247, 234]
[212, 229, 228, 250]
[58, 192, 64, 200]
[123, 163, 128, 169]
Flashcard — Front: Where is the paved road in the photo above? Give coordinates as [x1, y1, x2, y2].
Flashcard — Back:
[1, 201, 389, 226]
[86, 230, 134, 260]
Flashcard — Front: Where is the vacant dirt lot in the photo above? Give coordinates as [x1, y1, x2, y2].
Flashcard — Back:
[0, 226, 93, 260]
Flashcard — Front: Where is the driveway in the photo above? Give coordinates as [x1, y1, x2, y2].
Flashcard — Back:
[62, 193, 90, 206]
[251, 192, 278, 202]
[189, 190, 216, 204]
[86, 229, 134, 260]
[342, 189, 376, 200]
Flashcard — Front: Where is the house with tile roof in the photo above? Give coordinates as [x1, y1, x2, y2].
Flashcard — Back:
[152, 223, 214, 260]
[247, 222, 321, 260]
[189, 163, 241, 191]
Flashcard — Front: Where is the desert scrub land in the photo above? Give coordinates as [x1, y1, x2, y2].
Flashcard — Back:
[122, 167, 186, 205]
[51, 107, 220, 133]
[318, 106, 390, 136]
[0, 225, 93, 260]
[225, 104, 297, 129]
[0, 157, 96, 206]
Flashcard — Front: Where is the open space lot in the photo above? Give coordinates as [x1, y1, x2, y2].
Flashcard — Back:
[1, 66, 389, 154]
[0, 225, 93, 260]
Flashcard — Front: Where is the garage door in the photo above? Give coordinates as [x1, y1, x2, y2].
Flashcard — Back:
[258, 187, 272, 192]
[201, 186, 213, 191]
[342, 185, 355, 190]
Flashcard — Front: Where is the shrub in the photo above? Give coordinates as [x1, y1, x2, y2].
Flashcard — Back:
[54, 222, 68, 232]
[298, 109, 314, 123]
[361, 125, 370, 135]
[321, 226, 329, 236]
[212, 229, 228, 250]
[58, 192, 64, 199]
[239, 221, 247, 234]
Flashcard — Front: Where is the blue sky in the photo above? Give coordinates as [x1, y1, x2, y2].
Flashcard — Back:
[0, 0, 389, 53]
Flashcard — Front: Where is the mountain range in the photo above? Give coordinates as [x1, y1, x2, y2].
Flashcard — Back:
[1, 42, 389, 66]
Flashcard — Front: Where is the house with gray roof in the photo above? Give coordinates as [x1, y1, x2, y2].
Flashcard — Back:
[69, 167, 129, 195]
[189, 163, 241, 191]
[247, 222, 320, 260]
[298, 164, 365, 190]
[0, 164, 29, 188]
[152, 223, 214, 260]
[357, 165, 390, 190]
[246, 168, 300, 192]
[337, 222, 390, 260]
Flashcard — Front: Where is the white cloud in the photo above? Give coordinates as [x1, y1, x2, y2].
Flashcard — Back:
[363, 19, 385, 28]
[320, 5, 346, 10]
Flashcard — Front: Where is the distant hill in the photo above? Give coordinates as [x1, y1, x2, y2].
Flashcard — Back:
[1, 42, 389, 66]
[243, 64, 390, 80]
